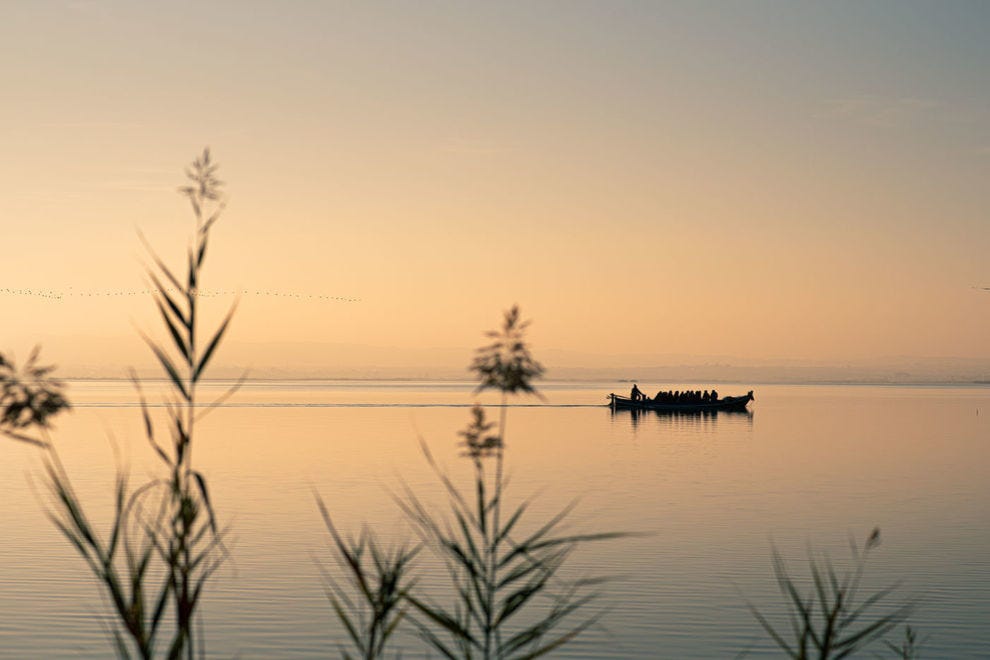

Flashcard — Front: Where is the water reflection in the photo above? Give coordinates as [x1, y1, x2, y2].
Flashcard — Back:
[611, 406, 754, 432]
[4, 383, 989, 657]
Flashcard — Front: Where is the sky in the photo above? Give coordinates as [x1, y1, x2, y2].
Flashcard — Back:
[2, 1, 989, 379]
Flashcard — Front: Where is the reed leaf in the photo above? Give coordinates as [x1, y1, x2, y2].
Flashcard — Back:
[195, 234, 208, 269]
[195, 371, 249, 422]
[200, 201, 226, 237]
[191, 471, 217, 535]
[1, 429, 49, 447]
[141, 337, 190, 402]
[155, 298, 191, 365]
[139, 231, 184, 294]
[407, 595, 481, 649]
[186, 247, 197, 293]
[130, 372, 172, 467]
[194, 303, 236, 382]
[147, 271, 189, 329]
[415, 626, 461, 660]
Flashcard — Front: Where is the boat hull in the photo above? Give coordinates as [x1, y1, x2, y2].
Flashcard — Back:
[609, 391, 754, 412]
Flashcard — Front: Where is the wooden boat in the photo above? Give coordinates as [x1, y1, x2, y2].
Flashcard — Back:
[608, 390, 754, 412]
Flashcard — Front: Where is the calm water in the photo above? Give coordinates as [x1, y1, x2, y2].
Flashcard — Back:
[1, 381, 988, 658]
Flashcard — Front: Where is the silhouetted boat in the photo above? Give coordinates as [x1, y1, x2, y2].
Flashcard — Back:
[608, 390, 754, 412]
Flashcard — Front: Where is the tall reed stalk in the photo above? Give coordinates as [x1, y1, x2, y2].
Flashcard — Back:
[40, 149, 237, 659]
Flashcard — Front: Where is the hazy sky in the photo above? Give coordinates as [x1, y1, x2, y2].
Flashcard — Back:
[2, 1, 989, 375]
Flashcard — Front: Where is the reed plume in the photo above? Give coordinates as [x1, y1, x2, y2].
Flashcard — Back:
[0, 347, 70, 447]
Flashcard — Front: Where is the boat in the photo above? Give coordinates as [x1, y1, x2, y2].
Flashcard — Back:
[608, 390, 754, 412]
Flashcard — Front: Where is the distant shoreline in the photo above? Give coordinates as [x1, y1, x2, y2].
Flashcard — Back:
[58, 375, 990, 387]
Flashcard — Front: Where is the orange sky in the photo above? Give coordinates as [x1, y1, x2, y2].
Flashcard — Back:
[2, 2, 990, 378]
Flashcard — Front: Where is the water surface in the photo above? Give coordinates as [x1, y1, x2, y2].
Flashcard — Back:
[0, 381, 987, 657]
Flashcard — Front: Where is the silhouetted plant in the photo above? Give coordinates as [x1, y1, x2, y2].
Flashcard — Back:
[885, 625, 925, 659]
[747, 528, 914, 659]
[0, 347, 69, 446]
[470, 306, 544, 398]
[44, 148, 236, 659]
[317, 496, 419, 659]
[399, 306, 621, 659]
[44, 452, 171, 658]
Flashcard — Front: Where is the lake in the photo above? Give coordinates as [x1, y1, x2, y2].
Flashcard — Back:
[1, 380, 987, 657]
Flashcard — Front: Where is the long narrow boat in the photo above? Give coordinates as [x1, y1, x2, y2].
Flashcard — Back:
[608, 390, 754, 412]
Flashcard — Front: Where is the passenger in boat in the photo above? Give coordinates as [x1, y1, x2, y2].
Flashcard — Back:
[703, 390, 710, 402]
[654, 390, 664, 402]
[710, 389, 718, 402]
[673, 390, 680, 402]
[630, 384, 644, 401]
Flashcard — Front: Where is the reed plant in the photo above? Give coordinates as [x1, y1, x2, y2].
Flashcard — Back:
[395, 306, 623, 659]
[317, 496, 419, 659]
[0, 347, 70, 447]
[39, 149, 237, 659]
[885, 625, 925, 659]
[746, 528, 914, 659]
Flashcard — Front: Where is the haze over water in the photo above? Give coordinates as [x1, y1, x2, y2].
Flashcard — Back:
[1, 379, 987, 658]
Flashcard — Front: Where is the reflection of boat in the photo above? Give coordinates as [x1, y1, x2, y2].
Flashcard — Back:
[613, 405, 753, 430]
[608, 390, 754, 412]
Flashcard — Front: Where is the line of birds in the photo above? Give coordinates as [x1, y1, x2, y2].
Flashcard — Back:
[0, 287, 360, 302]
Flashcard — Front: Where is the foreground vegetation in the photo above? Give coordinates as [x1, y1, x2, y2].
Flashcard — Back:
[745, 529, 916, 659]
[1, 152, 920, 658]
[319, 306, 626, 659]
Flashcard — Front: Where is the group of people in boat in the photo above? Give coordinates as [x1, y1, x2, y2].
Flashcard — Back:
[630, 384, 718, 404]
